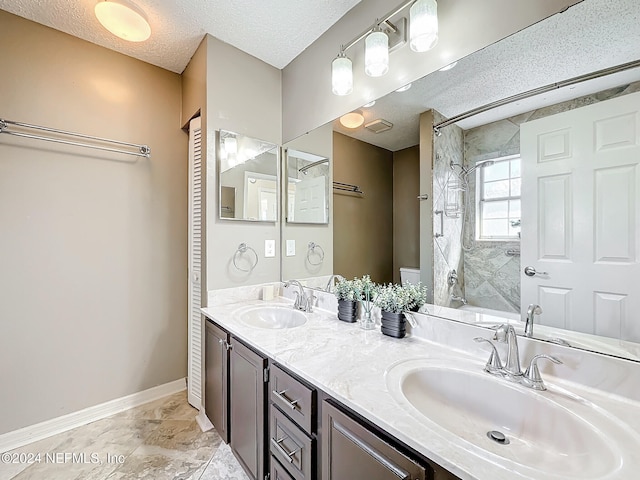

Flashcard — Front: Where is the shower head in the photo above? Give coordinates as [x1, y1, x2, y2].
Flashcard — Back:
[465, 159, 495, 175]
[450, 159, 495, 178]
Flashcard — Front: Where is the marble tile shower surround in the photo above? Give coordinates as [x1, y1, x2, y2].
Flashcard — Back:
[461, 81, 640, 313]
[0, 391, 249, 480]
[203, 299, 640, 479]
[433, 110, 465, 307]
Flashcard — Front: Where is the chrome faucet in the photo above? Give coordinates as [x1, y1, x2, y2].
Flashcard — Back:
[324, 274, 345, 292]
[476, 323, 563, 391]
[494, 324, 523, 379]
[284, 280, 314, 312]
[525, 304, 542, 337]
[450, 294, 467, 305]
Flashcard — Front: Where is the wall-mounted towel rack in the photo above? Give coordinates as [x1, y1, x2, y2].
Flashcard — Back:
[0, 118, 151, 158]
[333, 181, 363, 195]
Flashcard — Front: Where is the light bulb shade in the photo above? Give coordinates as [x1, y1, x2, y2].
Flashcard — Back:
[364, 30, 389, 77]
[332, 55, 353, 96]
[339, 112, 365, 129]
[410, 0, 438, 52]
[95, 0, 151, 42]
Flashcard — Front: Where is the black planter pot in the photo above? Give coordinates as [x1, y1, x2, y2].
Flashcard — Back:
[337, 299, 357, 323]
[380, 310, 406, 338]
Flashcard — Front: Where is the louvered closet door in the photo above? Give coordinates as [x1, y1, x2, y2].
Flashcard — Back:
[188, 116, 203, 409]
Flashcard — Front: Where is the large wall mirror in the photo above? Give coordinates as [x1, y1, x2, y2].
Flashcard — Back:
[218, 129, 279, 221]
[285, 0, 640, 362]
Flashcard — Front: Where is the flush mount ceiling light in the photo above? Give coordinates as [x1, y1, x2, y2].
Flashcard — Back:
[330, 0, 439, 95]
[409, 0, 438, 52]
[363, 100, 376, 108]
[95, 0, 151, 42]
[339, 111, 365, 129]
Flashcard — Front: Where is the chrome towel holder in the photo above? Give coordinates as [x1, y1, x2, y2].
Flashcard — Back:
[306, 242, 325, 266]
[233, 243, 258, 272]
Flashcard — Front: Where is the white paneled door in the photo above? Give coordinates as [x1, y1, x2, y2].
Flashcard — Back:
[521, 92, 640, 342]
[293, 175, 327, 223]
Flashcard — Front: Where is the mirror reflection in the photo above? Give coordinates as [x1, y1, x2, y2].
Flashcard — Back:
[292, 0, 640, 361]
[285, 148, 330, 224]
[218, 130, 279, 221]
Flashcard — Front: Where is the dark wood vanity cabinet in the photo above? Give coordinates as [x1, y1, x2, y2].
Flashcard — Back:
[322, 400, 427, 480]
[204, 320, 229, 443]
[269, 364, 318, 480]
[230, 337, 268, 480]
[204, 319, 458, 480]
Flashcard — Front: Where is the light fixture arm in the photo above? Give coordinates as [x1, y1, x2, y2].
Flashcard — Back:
[340, 0, 415, 54]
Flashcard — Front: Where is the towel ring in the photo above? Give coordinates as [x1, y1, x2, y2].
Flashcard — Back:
[306, 242, 325, 266]
[233, 243, 258, 272]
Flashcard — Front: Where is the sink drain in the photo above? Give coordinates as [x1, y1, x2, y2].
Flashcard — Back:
[487, 430, 510, 445]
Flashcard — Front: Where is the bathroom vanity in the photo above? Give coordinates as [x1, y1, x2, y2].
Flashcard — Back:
[202, 298, 640, 480]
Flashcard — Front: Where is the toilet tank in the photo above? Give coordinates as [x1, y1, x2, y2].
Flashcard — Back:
[400, 267, 421, 285]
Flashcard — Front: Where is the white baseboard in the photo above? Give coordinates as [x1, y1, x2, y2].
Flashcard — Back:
[0, 378, 186, 453]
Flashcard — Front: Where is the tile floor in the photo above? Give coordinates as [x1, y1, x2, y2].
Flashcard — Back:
[0, 391, 249, 480]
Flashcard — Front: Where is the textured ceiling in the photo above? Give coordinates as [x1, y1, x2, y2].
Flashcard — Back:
[0, 0, 362, 73]
[333, 0, 640, 151]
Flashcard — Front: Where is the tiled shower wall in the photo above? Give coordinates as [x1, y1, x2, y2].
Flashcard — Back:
[432, 110, 465, 306]
[461, 81, 640, 314]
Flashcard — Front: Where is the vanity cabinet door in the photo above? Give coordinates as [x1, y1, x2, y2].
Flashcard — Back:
[204, 320, 229, 443]
[230, 337, 268, 480]
[322, 400, 427, 480]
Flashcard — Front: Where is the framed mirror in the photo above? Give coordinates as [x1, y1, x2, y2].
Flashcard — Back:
[218, 129, 279, 222]
[285, 148, 330, 224]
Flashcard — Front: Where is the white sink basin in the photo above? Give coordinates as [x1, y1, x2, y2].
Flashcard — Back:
[386, 358, 635, 479]
[238, 306, 307, 329]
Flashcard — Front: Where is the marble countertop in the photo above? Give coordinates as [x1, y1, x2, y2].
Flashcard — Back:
[202, 298, 640, 480]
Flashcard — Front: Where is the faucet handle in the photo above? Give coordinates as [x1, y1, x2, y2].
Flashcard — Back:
[474, 337, 503, 374]
[523, 354, 562, 391]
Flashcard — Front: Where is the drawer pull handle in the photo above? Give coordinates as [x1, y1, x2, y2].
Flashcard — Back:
[271, 437, 299, 463]
[273, 389, 299, 410]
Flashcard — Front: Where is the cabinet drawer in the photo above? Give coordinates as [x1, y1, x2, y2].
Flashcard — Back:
[270, 405, 315, 480]
[271, 456, 296, 480]
[270, 364, 316, 434]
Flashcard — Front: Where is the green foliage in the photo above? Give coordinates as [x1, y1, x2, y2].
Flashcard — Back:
[334, 275, 379, 302]
[373, 282, 429, 314]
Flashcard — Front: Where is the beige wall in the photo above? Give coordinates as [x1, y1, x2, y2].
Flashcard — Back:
[0, 11, 187, 434]
[333, 132, 393, 284]
[282, 0, 582, 142]
[281, 123, 334, 281]
[392, 146, 420, 284]
[204, 35, 283, 291]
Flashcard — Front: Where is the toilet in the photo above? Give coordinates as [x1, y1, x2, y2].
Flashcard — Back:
[400, 267, 421, 285]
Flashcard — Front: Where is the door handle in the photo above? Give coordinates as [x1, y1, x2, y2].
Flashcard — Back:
[434, 210, 444, 238]
[524, 266, 548, 277]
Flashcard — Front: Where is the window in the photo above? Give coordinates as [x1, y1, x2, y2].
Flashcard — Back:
[476, 155, 521, 240]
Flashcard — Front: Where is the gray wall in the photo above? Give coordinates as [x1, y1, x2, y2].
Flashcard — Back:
[203, 35, 283, 291]
[0, 11, 187, 434]
[392, 146, 420, 284]
[281, 0, 581, 142]
[333, 132, 393, 284]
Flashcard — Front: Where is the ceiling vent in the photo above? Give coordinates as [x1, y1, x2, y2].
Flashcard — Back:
[365, 119, 393, 133]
